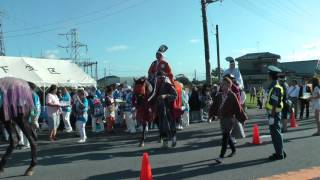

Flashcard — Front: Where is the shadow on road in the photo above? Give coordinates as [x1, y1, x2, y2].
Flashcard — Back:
[86, 157, 271, 180]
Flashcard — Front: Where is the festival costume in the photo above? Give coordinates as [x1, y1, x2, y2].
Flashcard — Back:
[209, 90, 247, 161]
[105, 95, 116, 132]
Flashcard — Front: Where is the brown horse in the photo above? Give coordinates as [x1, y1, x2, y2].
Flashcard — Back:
[0, 77, 37, 176]
[132, 77, 154, 147]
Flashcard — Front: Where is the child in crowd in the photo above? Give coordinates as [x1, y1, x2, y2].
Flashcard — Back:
[92, 97, 105, 133]
[123, 86, 136, 133]
[105, 86, 116, 133]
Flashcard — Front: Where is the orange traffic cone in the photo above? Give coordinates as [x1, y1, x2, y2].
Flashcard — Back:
[252, 123, 262, 145]
[290, 111, 298, 128]
[140, 153, 153, 180]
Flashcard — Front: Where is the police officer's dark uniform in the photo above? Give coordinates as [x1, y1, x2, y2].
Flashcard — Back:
[265, 66, 286, 160]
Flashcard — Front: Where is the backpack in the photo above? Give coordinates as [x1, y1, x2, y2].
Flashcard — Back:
[93, 102, 104, 117]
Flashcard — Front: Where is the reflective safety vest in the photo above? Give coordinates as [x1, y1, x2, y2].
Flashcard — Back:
[257, 90, 263, 98]
[265, 82, 284, 112]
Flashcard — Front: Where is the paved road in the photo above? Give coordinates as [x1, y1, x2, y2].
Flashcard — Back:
[0, 109, 320, 180]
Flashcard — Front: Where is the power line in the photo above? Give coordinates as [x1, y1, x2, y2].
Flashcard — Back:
[267, 0, 300, 17]
[4, 0, 129, 34]
[232, 0, 301, 35]
[4, 0, 148, 39]
[287, 0, 313, 16]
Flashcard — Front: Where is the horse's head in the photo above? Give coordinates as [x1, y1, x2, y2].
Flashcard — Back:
[133, 77, 147, 96]
[133, 77, 152, 105]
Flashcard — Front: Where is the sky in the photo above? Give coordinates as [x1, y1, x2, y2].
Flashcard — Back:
[1, 0, 320, 80]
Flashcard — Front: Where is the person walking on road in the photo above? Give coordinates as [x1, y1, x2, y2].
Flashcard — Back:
[189, 87, 202, 123]
[287, 80, 300, 119]
[299, 79, 312, 120]
[265, 66, 286, 160]
[60, 87, 73, 133]
[75, 89, 89, 143]
[256, 86, 264, 109]
[209, 77, 247, 164]
[250, 86, 257, 104]
[46, 85, 61, 141]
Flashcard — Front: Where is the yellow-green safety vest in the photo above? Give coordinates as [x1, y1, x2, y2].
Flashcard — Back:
[265, 82, 284, 113]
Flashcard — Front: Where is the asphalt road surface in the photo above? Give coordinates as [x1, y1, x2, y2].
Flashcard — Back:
[0, 109, 320, 180]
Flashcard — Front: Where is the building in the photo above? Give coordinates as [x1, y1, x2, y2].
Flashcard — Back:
[278, 60, 319, 80]
[235, 52, 320, 90]
[97, 75, 135, 88]
[235, 52, 280, 89]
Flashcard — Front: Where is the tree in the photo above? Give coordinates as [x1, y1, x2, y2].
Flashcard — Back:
[175, 74, 191, 86]
[211, 67, 224, 84]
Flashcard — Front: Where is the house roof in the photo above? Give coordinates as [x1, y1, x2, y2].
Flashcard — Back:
[235, 52, 281, 61]
[278, 60, 319, 75]
[97, 75, 119, 81]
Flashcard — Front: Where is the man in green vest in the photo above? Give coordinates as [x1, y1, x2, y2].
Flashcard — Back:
[265, 65, 286, 160]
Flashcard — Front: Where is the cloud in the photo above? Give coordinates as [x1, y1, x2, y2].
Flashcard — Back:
[283, 40, 320, 61]
[44, 49, 59, 59]
[106, 45, 129, 52]
[189, 39, 201, 44]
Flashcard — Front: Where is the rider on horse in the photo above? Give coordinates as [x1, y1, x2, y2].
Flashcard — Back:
[148, 44, 175, 86]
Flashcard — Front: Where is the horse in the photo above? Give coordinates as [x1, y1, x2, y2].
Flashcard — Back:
[132, 77, 154, 147]
[149, 72, 182, 148]
[0, 77, 37, 176]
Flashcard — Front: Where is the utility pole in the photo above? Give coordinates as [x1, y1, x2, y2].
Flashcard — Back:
[216, 24, 221, 81]
[58, 28, 98, 80]
[201, 0, 221, 85]
[0, 12, 6, 56]
[58, 28, 87, 64]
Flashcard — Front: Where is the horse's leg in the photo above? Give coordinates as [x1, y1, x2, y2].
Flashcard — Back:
[171, 118, 177, 148]
[158, 100, 169, 148]
[155, 120, 163, 143]
[139, 123, 146, 147]
[16, 117, 37, 176]
[0, 121, 19, 175]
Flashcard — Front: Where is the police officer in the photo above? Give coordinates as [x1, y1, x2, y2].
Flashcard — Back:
[265, 65, 286, 160]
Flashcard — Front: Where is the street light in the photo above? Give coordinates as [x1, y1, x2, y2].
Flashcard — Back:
[206, 0, 220, 3]
[201, 0, 221, 85]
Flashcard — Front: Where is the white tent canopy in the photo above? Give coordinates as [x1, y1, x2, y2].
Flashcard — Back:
[0, 56, 96, 87]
